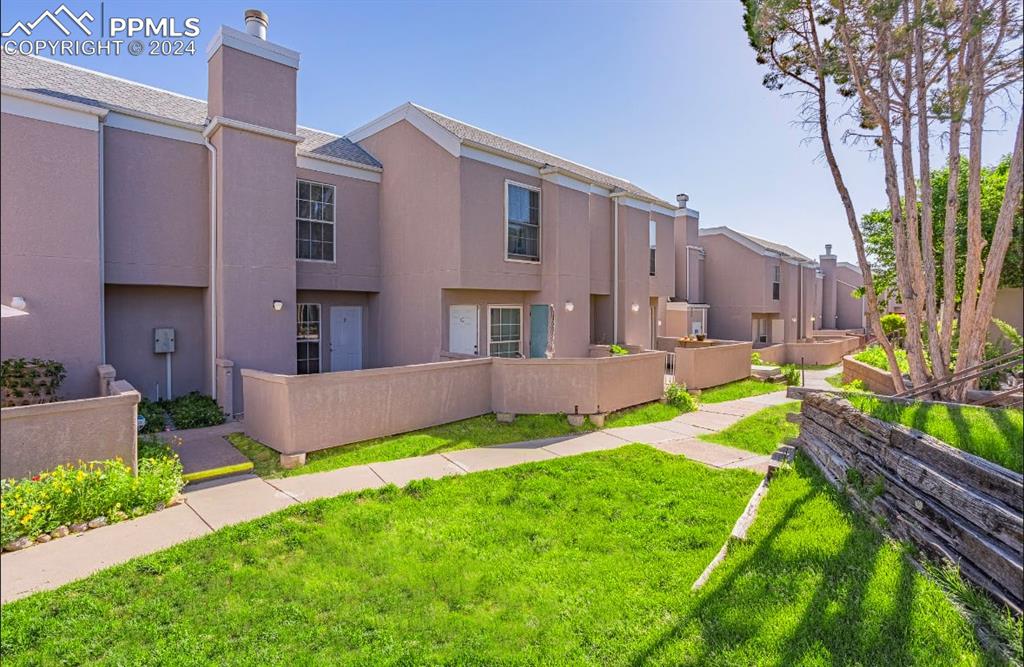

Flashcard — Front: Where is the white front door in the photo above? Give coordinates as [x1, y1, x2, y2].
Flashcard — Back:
[449, 305, 479, 355]
[330, 306, 363, 371]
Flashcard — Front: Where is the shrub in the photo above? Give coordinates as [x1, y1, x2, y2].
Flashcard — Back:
[1, 453, 183, 545]
[1, 358, 65, 407]
[137, 434, 174, 460]
[164, 392, 224, 430]
[750, 352, 765, 366]
[609, 344, 629, 356]
[138, 399, 167, 434]
[665, 383, 698, 413]
[780, 364, 801, 386]
[855, 345, 909, 374]
[880, 313, 907, 345]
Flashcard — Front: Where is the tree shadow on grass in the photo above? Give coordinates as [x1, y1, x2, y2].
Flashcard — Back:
[627, 456, 922, 666]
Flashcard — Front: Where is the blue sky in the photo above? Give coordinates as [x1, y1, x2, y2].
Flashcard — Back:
[2, 0, 1019, 261]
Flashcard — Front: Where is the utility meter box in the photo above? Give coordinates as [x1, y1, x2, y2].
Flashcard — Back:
[154, 327, 176, 354]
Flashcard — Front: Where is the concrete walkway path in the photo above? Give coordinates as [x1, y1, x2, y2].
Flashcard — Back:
[0, 389, 795, 603]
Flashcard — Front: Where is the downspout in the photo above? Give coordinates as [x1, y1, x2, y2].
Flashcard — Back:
[203, 134, 218, 399]
[611, 194, 621, 343]
[98, 121, 106, 363]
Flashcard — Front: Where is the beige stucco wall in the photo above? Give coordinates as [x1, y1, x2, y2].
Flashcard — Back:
[755, 336, 860, 366]
[242, 352, 666, 454]
[834, 265, 865, 330]
[842, 355, 898, 394]
[209, 40, 299, 413]
[617, 204, 654, 348]
[650, 211, 675, 298]
[492, 351, 664, 415]
[990, 287, 1022, 343]
[103, 126, 209, 287]
[295, 167, 381, 293]
[0, 112, 102, 399]
[674, 340, 753, 390]
[702, 234, 772, 342]
[357, 119, 461, 366]
[241, 359, 493, 454]
[104, 285, 207, 400]
[589, 194, 613, 295]
[0, 379, 139, 479]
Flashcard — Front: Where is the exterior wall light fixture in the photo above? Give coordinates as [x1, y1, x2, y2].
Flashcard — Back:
[564, 301, 575, 312]
[631, 303, 640, 313]
[273, 300, 284, 311]
[10, 296, 26, 310]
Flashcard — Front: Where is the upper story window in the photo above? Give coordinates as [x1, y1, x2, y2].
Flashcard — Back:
[772, 265, 781, 300]
[649, 219, 657, 276]
[506, 181, 540, 262]
[296, 179, 335, 262]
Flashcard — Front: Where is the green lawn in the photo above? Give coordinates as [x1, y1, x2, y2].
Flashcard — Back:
[699, 379, 787, 403]
[849, 395, 1024, 473]
[605, 401, 684, 427]
[699, 402, 802, 455]
[229, 413, 596, 478]
[0, 447, 994, 664]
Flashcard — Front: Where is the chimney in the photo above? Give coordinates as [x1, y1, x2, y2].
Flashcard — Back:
[676, 193, 689, 208]
[825, 243, 832, 255]
[244, 9, 268, 40]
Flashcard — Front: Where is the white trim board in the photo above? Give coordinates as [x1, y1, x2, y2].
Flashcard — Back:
[105, 111, 205, 144]
[297, 155, 381, 182]
[346, 102, 461, 157]
[464, 145, 539, 178]
[205, 25, 300, 69]
[203, 115, 303, 143]
[1, 87, 105, 131]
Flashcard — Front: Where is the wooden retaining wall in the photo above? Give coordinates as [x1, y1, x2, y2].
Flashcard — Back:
[795, 393, 1023, 612]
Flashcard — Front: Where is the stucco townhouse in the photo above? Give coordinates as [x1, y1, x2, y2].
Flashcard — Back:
[684, 227, 864, 346]
[0, 10, 691, 414]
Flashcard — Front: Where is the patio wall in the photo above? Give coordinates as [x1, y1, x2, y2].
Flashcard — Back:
[674, 340, 752, 390]
[492, 352, 664, 415]
[0, 374, 140, 480]
[242, 352, 666, 454]
[755, 336, 861, 366]
[842, 355, 898, 395]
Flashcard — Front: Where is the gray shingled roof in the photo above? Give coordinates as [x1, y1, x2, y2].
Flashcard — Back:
[413, 104, 671, 207]
[736, 231, 811, 262]
[0, 54, 381, 168]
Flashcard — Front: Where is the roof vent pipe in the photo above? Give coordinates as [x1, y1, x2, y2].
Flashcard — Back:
[676, 193, 689, 208]
[244, 9, 268, 40]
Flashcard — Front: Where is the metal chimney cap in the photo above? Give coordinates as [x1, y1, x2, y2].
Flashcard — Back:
[245, 9, 269, 24]
[825, 243, 833, 254]
[676, 193, 689, 207]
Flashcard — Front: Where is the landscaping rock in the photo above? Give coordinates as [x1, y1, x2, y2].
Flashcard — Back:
[154, 502, 166, 512]
[35, 533, 52, 544]
[4, 537, 33, 552]
[166, 494, 185, 507]
[87, 517, 107, 529]
[70, 523, 88, 533]
[496, 413, 516, 423]
[51, 525, 69, 538]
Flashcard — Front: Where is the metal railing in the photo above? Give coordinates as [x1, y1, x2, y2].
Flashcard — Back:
[893, 346, 1023, 403]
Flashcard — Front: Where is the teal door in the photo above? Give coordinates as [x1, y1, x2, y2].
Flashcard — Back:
[529, 304, 551, 358]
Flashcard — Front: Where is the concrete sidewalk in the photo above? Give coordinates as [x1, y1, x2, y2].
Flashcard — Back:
[0, 390, 793, 603]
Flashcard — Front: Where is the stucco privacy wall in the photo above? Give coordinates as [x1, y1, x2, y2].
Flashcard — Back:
[241, 359, 493, 455]
[0, 377, 139, 479]
[242, 352, 665, 454]
[842, 355, 898, 395]
[491, 352, 664, 415]
[0, 112, 102, 399]
[674, 340, 753, 390]
[756, 336, 861, 366]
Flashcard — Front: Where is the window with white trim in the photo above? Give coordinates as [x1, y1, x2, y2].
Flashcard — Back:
[296, 303, 321, 374]
[506, 182, 540, 261]
[488, 306, 522, 357]
[771, 265, 781, 300]
[296, 179, 335, 262]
